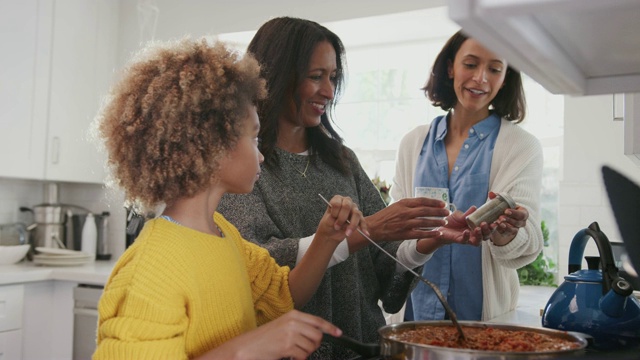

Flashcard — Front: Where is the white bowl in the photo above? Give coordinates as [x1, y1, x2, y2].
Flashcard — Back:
[0, 245, 31, 265]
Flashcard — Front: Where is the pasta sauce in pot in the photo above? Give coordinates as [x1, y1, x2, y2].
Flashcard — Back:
[389, 325, 582, 352]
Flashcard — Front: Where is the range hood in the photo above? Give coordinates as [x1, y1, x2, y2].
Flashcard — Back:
[448, 0, 640, 96]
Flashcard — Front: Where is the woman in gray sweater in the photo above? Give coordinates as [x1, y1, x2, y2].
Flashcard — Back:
[218, 17, 450, 359]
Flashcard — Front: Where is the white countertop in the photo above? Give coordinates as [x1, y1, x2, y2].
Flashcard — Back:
[0, 259, 116, 286]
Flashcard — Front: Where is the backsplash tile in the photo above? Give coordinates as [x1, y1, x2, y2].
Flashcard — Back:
[558, 205, 580, 227]
[559, 182, 603, 207]
[0, 178, 44, 223]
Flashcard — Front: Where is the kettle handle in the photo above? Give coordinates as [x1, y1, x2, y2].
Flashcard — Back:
[567, 222, 631, 296]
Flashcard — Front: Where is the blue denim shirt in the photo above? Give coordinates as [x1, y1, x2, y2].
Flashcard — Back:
[410, 112, 500, 321]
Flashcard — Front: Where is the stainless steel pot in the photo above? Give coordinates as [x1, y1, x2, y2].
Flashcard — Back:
[326, 321, 590, 360]
[20, 205, 67, 249]
[32, 204, 66, 224]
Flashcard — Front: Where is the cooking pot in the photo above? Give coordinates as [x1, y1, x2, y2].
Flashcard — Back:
[542, 222, 640, 350]
[20, 203, 91, 249]
[324, 321, 590, 359]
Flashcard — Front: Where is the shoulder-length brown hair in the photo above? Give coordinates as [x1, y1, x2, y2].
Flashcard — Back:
[423, 30, 526, 123]
[247, 16, 352, 174]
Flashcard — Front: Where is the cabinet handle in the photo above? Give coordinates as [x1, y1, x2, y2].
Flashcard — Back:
[51, 137, 60, 164]
[73, 308, 98, 317]
[613, 93, 625, 121]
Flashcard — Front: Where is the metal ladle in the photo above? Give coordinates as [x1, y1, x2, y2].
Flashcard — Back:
[318, 194, 467, 342]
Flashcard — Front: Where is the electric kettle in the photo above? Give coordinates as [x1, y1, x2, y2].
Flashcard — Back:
[542, 222, 640, 350]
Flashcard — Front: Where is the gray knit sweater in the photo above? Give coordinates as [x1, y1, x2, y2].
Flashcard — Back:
[218, 147, 417, 359]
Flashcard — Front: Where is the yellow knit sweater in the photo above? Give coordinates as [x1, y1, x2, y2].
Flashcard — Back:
[93, 213, 293, 359]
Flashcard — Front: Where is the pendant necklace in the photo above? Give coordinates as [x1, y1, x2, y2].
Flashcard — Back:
[296, 157, 311, 178]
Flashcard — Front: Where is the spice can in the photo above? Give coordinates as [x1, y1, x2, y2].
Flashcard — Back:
[466, 193, 517, 229]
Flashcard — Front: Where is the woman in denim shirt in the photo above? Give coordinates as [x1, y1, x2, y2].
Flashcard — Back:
[392, 30, 544, 321]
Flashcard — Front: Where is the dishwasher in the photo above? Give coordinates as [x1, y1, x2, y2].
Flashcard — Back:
[73, 284, 104, 360]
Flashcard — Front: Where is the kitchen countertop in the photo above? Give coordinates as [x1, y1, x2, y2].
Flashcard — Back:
[1, 262, 560, 322]
[0, 259, 116, 286]
[2, 261, 637, 326]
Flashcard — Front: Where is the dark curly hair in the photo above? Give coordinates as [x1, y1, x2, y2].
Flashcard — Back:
[247, 16, 352, 174]
[423, 30, 526, 123]
[96, 38, 266, 212]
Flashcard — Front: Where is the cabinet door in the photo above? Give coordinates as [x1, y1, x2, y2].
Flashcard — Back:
[0, 329, 22, 360]
[0, 285, 23, 359]
[0, 0, 51, 180]
[623, 93, 640, 167]
[0, 284, 24, 332]
[46, 0, 119, 183]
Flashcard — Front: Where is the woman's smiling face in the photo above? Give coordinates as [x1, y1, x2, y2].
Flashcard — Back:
[448, 38, 507, 116]
[282, 40, 337, 128]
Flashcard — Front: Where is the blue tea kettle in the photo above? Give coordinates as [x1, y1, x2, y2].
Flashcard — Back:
[542, 222, 640, 350]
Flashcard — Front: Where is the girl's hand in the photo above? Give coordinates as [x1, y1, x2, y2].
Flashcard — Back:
[199, 310, 341, 360]
[290, 195, 367, 307]
[318, 195, 367, 242]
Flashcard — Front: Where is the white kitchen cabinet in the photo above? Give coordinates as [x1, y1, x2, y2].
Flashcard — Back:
[0, 330, 23, 360]
[623, 93, 640, 167]
[0, 0, 119, 184]
[0, 0, 50, 180]
[23, 280, 76, 360]
[0, 284, 24, 359]
[46, 0, 119, 183]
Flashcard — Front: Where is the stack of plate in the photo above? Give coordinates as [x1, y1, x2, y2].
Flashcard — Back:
[33, 247, 94, 266]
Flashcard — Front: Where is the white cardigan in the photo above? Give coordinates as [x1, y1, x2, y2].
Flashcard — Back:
[391, 119, 544, 320]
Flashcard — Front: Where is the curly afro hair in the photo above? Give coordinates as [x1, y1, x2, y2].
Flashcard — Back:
[96, 38, 266, 212]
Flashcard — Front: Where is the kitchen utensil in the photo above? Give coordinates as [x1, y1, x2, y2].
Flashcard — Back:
[19, 184, 93, 252]
[33, 247, 93, 266]
[125, 208, 146, 248]
[414, 187, 456, 230]
[542, 222, 640, 350]
[323, 321, 590, 359]
[95, 211, 111, 260]
[0, 244, 31, 265]
[81, 213, 97, 261]
[465, 193, 516, 229]
[0, 222, 28, 246]
[36, 247, 93, 256]
[602, 165, 640, 279]
[318, 194, 466, 342]
[20, 204, 66, 250]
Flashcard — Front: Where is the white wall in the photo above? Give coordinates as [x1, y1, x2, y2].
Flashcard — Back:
[558, 94, 640, 280]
